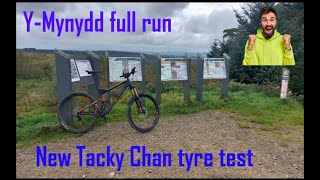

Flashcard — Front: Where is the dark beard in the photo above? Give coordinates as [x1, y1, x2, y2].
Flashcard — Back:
[262, 29, 274, 39]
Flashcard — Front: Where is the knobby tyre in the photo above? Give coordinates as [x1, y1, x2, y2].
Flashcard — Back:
[58, 92, 99, 133]
[127, 93, 160, 133]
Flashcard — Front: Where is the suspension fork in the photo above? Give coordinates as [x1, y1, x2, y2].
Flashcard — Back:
[130, 87, 144, 110]
[130, 87, 139, 98]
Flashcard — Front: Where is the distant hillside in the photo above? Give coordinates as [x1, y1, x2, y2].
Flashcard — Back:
[16, 48, 206, 63]
[17, 48, 159, 63]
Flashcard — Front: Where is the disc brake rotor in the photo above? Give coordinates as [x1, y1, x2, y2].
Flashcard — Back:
[139, 107, 148, 118]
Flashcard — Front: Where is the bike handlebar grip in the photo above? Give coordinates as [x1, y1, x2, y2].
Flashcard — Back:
[86, 70, 100, 74]
[86, 70, 99, 72]
[131, 67, 136, 74]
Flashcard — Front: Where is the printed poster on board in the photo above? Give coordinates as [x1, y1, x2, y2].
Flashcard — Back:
[109, 57, 142, 82]
[161, 58, 187, 81]
[203, 58, 227, 79]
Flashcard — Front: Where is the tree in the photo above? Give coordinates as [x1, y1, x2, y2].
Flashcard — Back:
[207, 39, 223, 58]
[214, 2, 304, 98]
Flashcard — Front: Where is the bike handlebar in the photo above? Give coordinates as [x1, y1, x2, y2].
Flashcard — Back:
[131, 67, 136, 74]
[120, 67, 136, 78]
[86, 70, 100, 74]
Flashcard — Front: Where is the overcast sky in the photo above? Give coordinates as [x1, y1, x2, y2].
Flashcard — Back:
[16, 3, 244, 53]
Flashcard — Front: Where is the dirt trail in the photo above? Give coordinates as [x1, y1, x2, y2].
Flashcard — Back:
[16, 110, 304, 178]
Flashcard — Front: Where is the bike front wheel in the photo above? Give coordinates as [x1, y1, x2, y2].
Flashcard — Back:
[58, 92, 99, 133]
[127, 93, 160, 133]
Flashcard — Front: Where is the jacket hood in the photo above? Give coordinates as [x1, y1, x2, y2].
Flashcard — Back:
[257, 28, 280, 40]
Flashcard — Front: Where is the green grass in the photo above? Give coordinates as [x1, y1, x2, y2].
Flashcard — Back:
[223, 90, 303, 125]
[16, 79, 304, 149]
[158, 87, 303, 126]
[16, 78, 57, 119]
[16, 113, 80, 149]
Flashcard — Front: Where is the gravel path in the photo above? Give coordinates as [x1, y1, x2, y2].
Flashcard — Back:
[16, 110, 304, 178]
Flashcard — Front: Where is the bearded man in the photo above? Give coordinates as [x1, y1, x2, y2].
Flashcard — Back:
[242, 6, 295, 66]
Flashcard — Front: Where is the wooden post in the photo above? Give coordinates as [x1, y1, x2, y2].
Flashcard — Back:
[196, 53, 204, 102]
[184, 53, 191, 102]
[54, 49, 72, 123]
[220, 53, 230, 98]
[155, 54, 162, 104]
[140, 53, 146, 94]
[85, 51, 100, 100]
[105, 51, 111, 102]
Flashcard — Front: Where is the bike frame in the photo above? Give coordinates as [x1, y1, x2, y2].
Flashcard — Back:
[78, 77, 141, 116]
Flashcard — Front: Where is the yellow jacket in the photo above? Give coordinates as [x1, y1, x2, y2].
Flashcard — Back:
[242, 29, 295, 66]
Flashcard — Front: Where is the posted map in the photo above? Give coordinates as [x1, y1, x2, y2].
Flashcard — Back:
[109, 57, 142, 82]
[203, 58, 227, 79]
[70, 59, 80, 82]
[161, 58, 187, 81]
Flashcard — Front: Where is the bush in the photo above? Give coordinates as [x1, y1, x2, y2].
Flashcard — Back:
[16, 52, 34, 78]
[17, 51, 55, 79]
[41, 63, 53, 79]
[293, 94, 304, 106]
[248, 83, 281, 97]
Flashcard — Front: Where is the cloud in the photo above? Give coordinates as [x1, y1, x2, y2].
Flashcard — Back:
[143, 3, 189, 17]
[16, 3, 242, 53]
[16, 3, 75, 18]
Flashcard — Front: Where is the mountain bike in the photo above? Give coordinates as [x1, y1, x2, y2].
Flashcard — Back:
[57, 67, 159, 133]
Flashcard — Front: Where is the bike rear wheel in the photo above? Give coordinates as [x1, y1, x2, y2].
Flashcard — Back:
[127, 93, 160, 133]
[58, 92, 99, 133]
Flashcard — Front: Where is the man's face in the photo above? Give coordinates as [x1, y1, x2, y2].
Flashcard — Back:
[260, 12, 277, 39]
